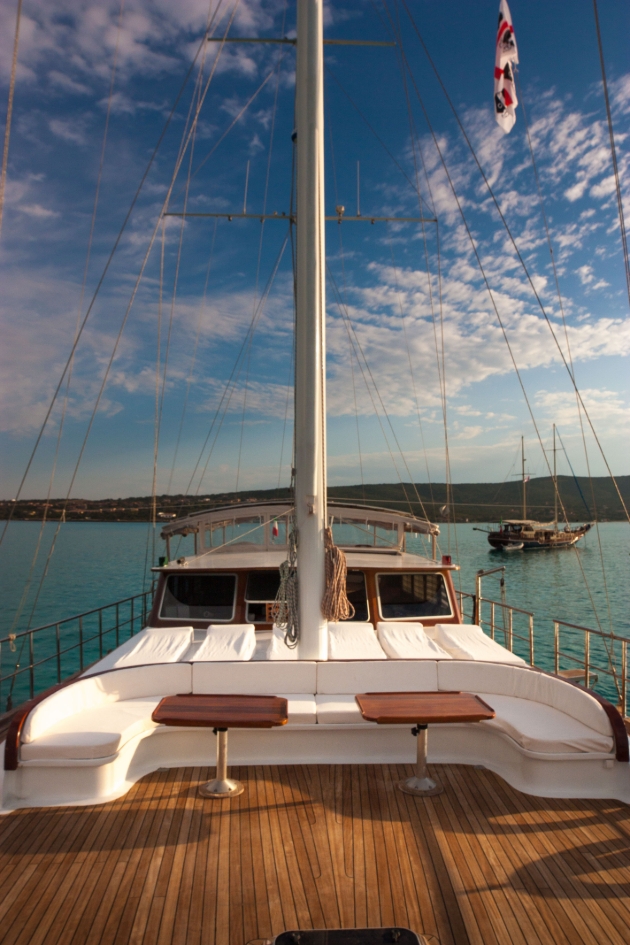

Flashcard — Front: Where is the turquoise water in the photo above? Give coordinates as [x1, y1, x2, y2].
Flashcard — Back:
[0, 520, 627, 707]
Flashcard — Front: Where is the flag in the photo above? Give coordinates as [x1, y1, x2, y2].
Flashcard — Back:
[272, 520, 279, 538]
[494, 0, 519, 133]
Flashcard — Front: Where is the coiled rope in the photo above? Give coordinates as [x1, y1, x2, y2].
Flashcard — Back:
[321, 527, 355, 622]
[272, 526, 299, 647]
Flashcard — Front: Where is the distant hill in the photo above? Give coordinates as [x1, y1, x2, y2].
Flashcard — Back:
[2, 475, 629, 523]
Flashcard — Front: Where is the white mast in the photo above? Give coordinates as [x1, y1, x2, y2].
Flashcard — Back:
[295, 0, 327, 659]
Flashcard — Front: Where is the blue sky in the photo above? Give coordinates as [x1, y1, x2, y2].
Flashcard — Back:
[0, 0, 628, 500]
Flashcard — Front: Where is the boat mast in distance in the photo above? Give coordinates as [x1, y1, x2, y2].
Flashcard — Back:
[295, 0, 327, 659]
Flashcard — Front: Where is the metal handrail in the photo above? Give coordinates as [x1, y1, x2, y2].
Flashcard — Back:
[0, 586, 155, 710]
[458, 589, 629, 715]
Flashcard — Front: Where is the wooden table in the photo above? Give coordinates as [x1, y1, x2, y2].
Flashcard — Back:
[152, 694, 288, 798]
[356, 691, 495, 797]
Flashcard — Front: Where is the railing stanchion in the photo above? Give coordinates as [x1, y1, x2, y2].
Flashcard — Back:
[130, 597, 135, 639]
[490, 602, 495, 640]
[99, 610, 103, 659]
[56, 623, 61, 683]
[507, 609, 513, 652]
[622, 641, 627, 718]
[79, 616, 84, 670]
[554, 621, 560, 676]
[116, 603, 120, 648]
[529, 614, 534, 667]
[584, 628, 590, 689]
[29, 632, 35, 699]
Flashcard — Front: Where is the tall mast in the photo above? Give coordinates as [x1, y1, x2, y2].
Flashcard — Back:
[553, 423, 557, 527]
[294, 0, 327, 659]
[521, 436, 526, 520]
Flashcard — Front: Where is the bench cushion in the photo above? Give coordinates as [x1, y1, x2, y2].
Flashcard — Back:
[21, 697, 161, 760]
[377, 622, 452, 660]
[438, 661, 611, 737]
[191, 624, 256, 662]
[282, 694, 317, 724]
[428, 624, 526, 664]
[480, 694, 614, 754]
[328, 622, 386, 660]
[192, 660, 317, 695]
[316, 694, 374, 725]
[266, 625, 299, 660]
[22, 663, 192, 743]
[316, 660, 438, 694]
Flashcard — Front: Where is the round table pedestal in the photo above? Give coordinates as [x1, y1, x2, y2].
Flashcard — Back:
[398, 724, 443, 797]
[200, 728, 244, 799]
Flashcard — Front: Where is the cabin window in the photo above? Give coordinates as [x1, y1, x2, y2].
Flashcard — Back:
[205, 517, 264, 549]
[160, 573, 237, 622]
[343, 570, 369, 621]
[377, 572, 451, 619]
[245, 570, 281, 623]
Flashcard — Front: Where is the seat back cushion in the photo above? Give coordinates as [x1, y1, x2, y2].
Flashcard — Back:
[267, 624, 299, 660]
[191, 624, 256, 662]
[328, 622, 386, 660]
[89, 627, 194, 672]
[438, 661, 611, 736]
[192, 660, 317, 695]
[428, 624, 526, 664]
[377, 622, 452, 660]
[22, 662, 192, 744]
[317, 660, 438, 694]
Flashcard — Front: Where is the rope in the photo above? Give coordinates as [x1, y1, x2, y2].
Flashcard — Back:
[321, 527, 355, 622]
[272, 526, 299, 647]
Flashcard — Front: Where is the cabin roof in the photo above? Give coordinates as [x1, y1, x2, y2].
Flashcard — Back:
[154, 549, 457, 571]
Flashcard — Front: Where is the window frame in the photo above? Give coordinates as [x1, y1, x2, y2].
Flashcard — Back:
[375, 570, 453, 621]
[343, 569, 370, 622]
[159, 571, 238, 623]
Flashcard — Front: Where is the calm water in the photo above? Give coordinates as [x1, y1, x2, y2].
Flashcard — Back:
[0, 520, 627, 706]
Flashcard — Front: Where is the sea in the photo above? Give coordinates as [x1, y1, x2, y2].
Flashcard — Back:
[0, 520, 627, 709]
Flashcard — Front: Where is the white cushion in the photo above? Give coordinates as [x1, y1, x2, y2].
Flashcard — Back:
[328, 622, 386, 660]
[21, 697, 161, 760]
[22, 663, 192, 743]
[192, 660, 317, 695]
[377, 622, 452, 660]
[96, 627, 193, 670]
[316, 694, 374, 725]
[316, 660, 438, 694]
[479, 694, 614, 754]
[429, 624, 526, 664]
[192, 624, 256, 662]
[281, 694, 316, 724]
[266, 625, 299, 660]
[437, 661, 612, 737]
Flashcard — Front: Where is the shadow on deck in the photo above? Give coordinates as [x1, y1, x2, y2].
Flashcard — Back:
[1, 763, 629, 945]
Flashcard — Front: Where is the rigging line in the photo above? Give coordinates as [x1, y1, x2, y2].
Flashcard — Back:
[400, 0, 630, 526]
[555, 429, 591, 517]
[324, 66, 433, 217]
[277, 342, 295, 490]
[396, 46, 620, 691]
[0, 0, 22, 237]
[167, 219, 219, 494]
[0, 2, 236, 549]
[593, 0, 630, 309]
[175, 68, 278, 199]
[15, 0, 243, 605]
[190, 230, 291, 496]
[147, 218, 166, 586]
[517, 71, 617, 645]
[8, 1, 128, 634]
[327, 264, 431, 523]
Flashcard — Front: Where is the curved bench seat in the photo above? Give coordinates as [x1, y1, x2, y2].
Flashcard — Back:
[3, 656, 628, 809]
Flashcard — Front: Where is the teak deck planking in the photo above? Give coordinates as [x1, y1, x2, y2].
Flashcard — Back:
[1, 764, 630, 945]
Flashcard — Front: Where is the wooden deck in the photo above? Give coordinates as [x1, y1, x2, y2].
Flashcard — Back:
[1, 763, 630, 945]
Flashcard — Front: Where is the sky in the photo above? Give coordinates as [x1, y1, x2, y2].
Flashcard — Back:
[0, 0, 629, 500]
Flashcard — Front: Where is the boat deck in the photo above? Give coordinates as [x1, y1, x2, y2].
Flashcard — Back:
[1, 763, 629, 945]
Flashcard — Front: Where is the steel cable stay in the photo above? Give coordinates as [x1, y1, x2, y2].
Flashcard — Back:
[0, 0, 241, 549]
[515, 69, 619, 677]
[390, 16, 622, 694]
[6, 0, 127, 643]
[5, 0, 243, 647]
[400, 0, 630, 527]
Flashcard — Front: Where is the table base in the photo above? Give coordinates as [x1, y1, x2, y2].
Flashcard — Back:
[200, 727, 244, 800]
[398, 724, 444, 797]
[199, 777, 244, 798]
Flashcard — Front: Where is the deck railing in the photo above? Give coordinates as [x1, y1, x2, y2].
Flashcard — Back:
[0, 587, 155, 712]
[458, 590, 629, 715]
